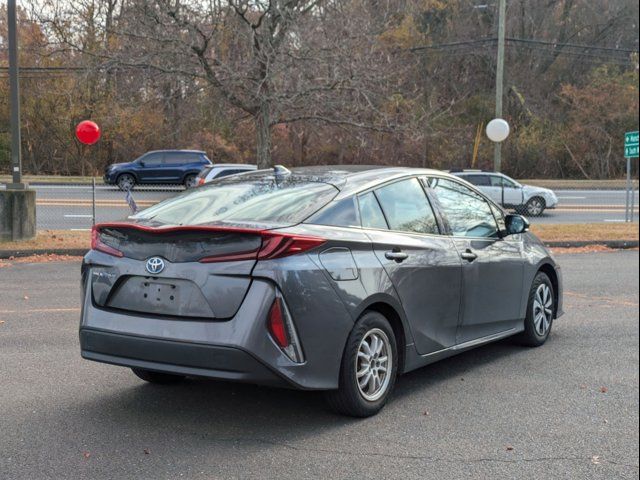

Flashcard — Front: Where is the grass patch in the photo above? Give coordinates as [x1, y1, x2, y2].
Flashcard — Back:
[0, 230, 90, 251]
[0, 175, 100, 184]
[0, 224, 637, 254]
[519, 179, 638, 190]
[530, 223, 639, 242]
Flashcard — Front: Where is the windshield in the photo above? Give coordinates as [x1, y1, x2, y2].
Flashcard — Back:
[132, 176, 339, 226]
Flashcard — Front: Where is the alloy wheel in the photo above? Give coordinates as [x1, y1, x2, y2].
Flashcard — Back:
[527, 198, 544, 216]
[118, 175, 134, 191]
[355, 328, 393, 402]
[533, 283, 553, 336]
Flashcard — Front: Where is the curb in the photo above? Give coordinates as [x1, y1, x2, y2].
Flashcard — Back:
[1, 240, 638, 260]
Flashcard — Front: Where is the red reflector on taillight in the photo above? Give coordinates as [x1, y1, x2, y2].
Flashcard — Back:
[197, 178, 205, 185]
[91, 226, 124, 258]
[267, 297, 290, 349]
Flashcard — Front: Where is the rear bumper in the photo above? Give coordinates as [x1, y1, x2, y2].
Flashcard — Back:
[80, 253, 354, 391]
[80, 329, 291, 388]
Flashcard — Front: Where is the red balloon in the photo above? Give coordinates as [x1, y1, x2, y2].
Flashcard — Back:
[75, 120, 101, 145]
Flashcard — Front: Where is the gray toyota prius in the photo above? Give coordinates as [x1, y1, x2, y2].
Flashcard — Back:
[80, 166, 563, 417]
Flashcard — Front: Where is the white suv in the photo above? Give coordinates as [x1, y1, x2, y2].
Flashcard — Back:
[195, 163, 257, 186]
[451, 170, 558, 216]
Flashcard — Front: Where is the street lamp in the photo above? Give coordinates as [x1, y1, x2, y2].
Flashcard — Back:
[486, 118, 510, 143]
[493, 0, 507, 172]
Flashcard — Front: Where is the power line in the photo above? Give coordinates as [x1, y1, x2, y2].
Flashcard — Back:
[410, 37, 639, 55]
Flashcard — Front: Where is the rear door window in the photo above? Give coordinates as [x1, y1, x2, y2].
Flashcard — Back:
[374, 178, 439, 235]
[358, 192, 388, 230]
[463, 175, 491, 186]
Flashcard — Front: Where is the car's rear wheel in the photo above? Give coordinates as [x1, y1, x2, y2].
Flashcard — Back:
[184, 174, 197, 189]
[131, 368, 185, 384]
[524, 197, 546, 216]
[325, 311, 398, 417]
[117, 173, 136, 191]
[518, 272, 554, 347]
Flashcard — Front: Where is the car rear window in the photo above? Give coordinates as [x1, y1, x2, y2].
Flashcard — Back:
[197, 166, 213, 178]
[132, 176, 338, 226]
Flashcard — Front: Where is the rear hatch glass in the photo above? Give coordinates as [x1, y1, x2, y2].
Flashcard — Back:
[132, 174, 338, 227]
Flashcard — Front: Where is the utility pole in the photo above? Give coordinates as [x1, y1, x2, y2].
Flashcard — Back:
[493, 0, 507, 173]
[1, 0, 35, 242]
[7, 0, 25, 189]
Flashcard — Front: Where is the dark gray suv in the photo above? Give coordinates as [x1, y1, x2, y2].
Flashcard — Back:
[80, 166, 563, 417]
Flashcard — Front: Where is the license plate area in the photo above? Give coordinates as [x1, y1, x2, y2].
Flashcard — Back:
[106, 276, 215, 318]
[142, 280, 179, 306]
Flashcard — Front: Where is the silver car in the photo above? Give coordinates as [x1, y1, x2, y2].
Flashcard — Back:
[452, 170, 558, 216]
[80, 166, 563, 417]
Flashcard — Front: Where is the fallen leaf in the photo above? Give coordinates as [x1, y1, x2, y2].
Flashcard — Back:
[143, 449, 150, 455]
[591, 455, 600, 465]
[422, 411, 429, 416]
[506, 446, 514, 452]
[580, 384, 587, 390]
[82, 451, 91, 459]
[599, 386, 608, 393]
[23, 295, 29, 300]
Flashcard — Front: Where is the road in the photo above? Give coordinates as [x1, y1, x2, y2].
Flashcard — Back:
[0, 250, 638, 479]
[9, 185, 638, 230]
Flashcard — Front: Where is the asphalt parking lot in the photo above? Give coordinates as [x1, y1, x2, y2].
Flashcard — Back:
[0, 250, 638, 479]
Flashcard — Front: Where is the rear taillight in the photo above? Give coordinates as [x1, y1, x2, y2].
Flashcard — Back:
[91, 226, 124, 258]
[199, 233, 325, 263]
[267, 292, 305, 363]
[197, 177, 206, 186]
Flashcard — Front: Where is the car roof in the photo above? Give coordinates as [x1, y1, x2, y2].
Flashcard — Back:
[146, 149, 206, 155]
[450, 170, 498, 175]
[211, 164, 257, 169]
[227, 165, 460, 198]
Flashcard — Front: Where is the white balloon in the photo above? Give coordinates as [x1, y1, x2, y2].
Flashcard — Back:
[486, 118, 510, 143]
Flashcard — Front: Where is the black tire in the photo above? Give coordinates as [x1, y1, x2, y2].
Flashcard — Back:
[117, 173, 136, 191]
[131, 368, 185, 384]
[518, 272, 555, 347]
[524, 196, 546, 217]
[183, 174, 197, 189]
[325, 311, 398, 417]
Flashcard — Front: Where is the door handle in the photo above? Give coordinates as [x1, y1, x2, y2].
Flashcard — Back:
[460, 250, 478, 262]
[385, 250, 409, 263]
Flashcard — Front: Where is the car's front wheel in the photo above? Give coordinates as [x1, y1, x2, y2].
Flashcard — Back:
[325, 311, 398, 417]
[524, 196, 546, 216]
[117, 173, 136, 191]
[518, 272, 555, 347]
[131, 368, 185, 384]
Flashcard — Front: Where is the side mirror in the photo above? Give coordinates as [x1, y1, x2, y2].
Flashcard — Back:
[138, 161, 146, 167]
[505, 214, 529, 235]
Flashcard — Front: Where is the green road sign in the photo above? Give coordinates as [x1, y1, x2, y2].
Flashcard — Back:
[625, 131, 639, 158]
